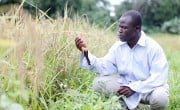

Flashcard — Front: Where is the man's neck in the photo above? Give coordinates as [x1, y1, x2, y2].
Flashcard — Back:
[127, 33, 141, 48]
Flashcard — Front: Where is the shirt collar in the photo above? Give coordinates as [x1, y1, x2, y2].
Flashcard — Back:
[136, 31, 146, 47]
[119, 41, 126, 45]
[118, 31, 146, 47]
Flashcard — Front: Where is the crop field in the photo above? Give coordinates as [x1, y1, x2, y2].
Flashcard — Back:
[0, 13, 179, 110]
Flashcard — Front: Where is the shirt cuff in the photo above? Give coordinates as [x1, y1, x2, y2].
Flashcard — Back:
[127, 81, 153, 94]
[123, 92, 142, 109]
[80, 51, 95, 69]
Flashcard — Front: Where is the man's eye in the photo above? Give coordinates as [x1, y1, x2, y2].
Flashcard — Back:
[120, 26, 124, 28]
[123, 26, 128, 29]
[119, 25, 128, 29]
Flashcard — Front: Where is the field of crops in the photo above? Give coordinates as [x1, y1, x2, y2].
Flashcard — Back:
[0, 13, 179, 110]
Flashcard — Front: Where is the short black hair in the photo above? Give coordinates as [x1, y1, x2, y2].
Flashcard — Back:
[122, 10, 142, 27]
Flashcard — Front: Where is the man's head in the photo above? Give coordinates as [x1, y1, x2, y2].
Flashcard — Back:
[118, 10, 142, 42]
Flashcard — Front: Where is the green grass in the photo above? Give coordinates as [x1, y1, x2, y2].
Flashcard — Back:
[0, 9, 180, 110]
[152, 34, 180, 110]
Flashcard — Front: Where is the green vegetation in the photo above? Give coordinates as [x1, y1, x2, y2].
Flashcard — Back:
[146, 33, 180, 110]
[114, 0, 180, 33]
[0, 0, 113, 28]
[161, 18, 180, 34]
[0, 8, 120, 109]
[0, 0, 180, 33]
[0, 1, 180, 110]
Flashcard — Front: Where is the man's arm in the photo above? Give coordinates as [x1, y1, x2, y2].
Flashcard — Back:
[128, 47, 168, 93]
[75, 37, 118, 75]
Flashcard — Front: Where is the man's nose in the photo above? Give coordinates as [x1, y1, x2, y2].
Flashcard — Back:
[119, 27, 123, 33]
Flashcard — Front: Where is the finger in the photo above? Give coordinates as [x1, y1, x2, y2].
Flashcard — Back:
[75, 37, 80, 42]
[124, 89, 134, 97]
[75, 38, 83, 46]
[117, 87, 123, 93]
[75, 37, 87, 52]
[75, 38, 83, 44]
[117, 86, 126, 92]
[118, 87, 128, 95]
[123, 90, 130, 97]
[76, 40, 83, 46]
[76, 39, 84, 49]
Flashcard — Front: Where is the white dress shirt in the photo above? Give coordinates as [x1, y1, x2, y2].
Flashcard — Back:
[80, 31, 168, 109]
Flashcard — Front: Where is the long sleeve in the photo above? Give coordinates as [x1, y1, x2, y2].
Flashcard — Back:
[128, 47, 168, 93]
[80, 43, 118, 76]
[79, 32, 169, 109]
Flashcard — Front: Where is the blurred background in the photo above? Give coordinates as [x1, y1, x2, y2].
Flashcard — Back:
[0, 0, 180, 110]
[0, 0, 180, 34]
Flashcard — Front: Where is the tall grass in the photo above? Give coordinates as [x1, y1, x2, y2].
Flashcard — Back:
[0, 5, 121, 110]
[0, 5, 180, 110]
[152, 34, 180, 110]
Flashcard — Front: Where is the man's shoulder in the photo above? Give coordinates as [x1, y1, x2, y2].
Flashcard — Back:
[112, 40, 125, 48]
[108, 41, 122, 52]
[143, 32, 163, 51]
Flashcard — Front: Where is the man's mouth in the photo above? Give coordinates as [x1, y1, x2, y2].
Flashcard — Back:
[118, 33, 124, 38]
[118, 34, 126, 41]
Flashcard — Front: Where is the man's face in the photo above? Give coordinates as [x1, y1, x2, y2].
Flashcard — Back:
[118, 15, 137, 42]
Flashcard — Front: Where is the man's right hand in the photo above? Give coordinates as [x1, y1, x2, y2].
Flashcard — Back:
[75, 37, 91, 65]
[75, 37, 88, 52]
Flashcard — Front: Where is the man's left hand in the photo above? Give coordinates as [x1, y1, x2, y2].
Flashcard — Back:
[117, 86, 135, 97]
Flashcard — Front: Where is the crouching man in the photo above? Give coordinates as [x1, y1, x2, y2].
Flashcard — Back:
[75, 10, 169, 110]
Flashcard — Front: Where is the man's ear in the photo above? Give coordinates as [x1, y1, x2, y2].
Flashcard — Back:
[135, 26, 141, 32]
[135, 26, 140, 30]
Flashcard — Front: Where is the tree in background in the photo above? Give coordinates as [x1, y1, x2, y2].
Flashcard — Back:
[0, 0, 113, 28]
[0, 0, 179, 33]
[114, 0, 180, 33]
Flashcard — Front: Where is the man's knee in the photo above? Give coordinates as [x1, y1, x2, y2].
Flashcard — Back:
[150, 87, 169, 110]
[92, 76, 120, 97]
[92, 77, 106, 92]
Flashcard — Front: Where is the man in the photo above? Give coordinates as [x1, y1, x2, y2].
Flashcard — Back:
[75, 10, 169, 110]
